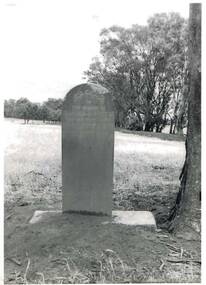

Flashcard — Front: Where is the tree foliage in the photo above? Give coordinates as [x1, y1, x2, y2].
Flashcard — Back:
[4, 98, 63, 123]
[84, 13, 188, 132]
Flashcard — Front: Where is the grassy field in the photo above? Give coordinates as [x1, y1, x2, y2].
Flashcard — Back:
[4, 118, 201, 283]
[4, 118, 185, 224]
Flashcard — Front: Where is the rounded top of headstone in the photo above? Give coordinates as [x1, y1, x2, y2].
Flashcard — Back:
[65, 83, 109, 97]
[63, 83, 113, 112]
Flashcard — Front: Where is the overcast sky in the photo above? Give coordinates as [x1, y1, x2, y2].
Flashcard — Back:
[2, 0, 192, 103]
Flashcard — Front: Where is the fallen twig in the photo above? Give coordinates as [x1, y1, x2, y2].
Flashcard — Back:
[159, 259, 165, 271]
[166, 259, 201, 264]
[166, 244, 193, 259]
[24, 256, 31, 283]
[51, 258, 66, 265]
[168, 252, 179, 257]
[6, 214, 13, 220]
[166, 243, 180, 252]
[180, 247, 184, 258]
[53, 276, 67, 280]
[7, 257, 22, 266]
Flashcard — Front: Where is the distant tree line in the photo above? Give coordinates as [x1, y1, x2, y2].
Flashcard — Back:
[4, 98, 63, 124]
[84, 13, 189, 134]
[4, 14, 189, 134]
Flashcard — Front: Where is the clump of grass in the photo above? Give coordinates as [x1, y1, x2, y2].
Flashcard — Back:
[39, 250, 150, 284]
[86, 249, 149, 283]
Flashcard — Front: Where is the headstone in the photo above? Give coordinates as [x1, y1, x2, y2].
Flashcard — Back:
[62, 83, 114, 215]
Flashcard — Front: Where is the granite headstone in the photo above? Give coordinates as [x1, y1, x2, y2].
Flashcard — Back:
[62, 83, 114, 215]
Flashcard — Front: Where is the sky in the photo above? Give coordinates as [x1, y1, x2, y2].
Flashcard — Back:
[2, 0, 193, 103]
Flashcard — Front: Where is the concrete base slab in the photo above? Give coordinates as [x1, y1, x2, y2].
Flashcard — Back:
[112, 210, 156, 227]
[29, 210, 156, 228]
[29, 210, 61, 224]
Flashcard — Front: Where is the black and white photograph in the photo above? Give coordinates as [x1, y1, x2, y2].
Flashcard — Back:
[2, 0, 202, 283]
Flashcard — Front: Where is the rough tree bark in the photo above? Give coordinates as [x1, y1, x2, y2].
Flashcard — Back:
[168, 3, 201, 233]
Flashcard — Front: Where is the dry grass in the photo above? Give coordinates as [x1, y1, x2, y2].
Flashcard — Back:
[4, 119, 185, 210]
[8, 249, 200, 284]
[4, 118, 185, 226]
[114, 130, 184, 188]
[4, 119, 62, 207]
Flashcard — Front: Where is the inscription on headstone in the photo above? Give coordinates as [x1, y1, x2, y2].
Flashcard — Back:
[62, 83, 114, 215]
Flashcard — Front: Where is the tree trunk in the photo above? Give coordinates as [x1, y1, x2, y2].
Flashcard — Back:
[169, 119, 174, 134]
[155, 125, 162, 133]
[176, 112, 185, 135]
[144, 121, 154, 132]
[155, 125, 160, 133]
[168, 3, 201, 233]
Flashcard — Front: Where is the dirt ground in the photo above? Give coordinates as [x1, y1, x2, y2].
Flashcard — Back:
[4, 119, 201, 283]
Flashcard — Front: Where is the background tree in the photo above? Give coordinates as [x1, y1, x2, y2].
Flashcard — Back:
[84, 13, 188, 133]
[39, 104, 50, 123]
[168, 3, 201, 232]
[4, 97, 63, 123]
[30, 103, 41, 121]
[4, 99, 16, 118]
[15, 98, 33, 124]
[44, 98, 63, 123]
